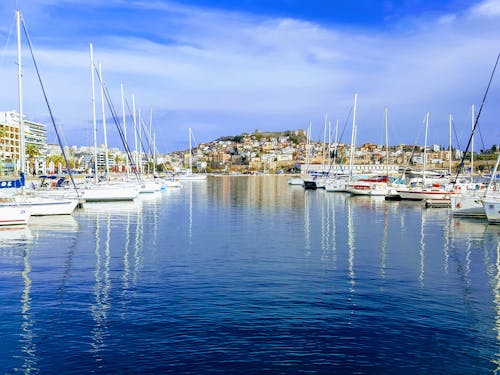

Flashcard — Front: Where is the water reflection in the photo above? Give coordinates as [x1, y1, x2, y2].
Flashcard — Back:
[210, 175, 307, 211]
[347, 196, 355, 291]
[419, 209, 426, 287]
[19, 247, 38, 374]
[304, 191, 311, 255]
[28, 215, 79, 233]
[493, 238, 500, 373]
[90, 211, 109, 360]
[380, 205, 388, 279]
[321, 193, 337, 267]
[0, 226, 32, 249]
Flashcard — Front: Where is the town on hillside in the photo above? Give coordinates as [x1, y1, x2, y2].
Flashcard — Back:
[0, 111, 498, 177]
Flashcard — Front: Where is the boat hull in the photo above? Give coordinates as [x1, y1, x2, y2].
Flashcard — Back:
[483, 199, 500, 224]
[0, 206, 30, 226]
[450, 194, 486, 218]
[80, 186, 139, 202]
[397, 189, 452, 201]
[0, 197, 78, 216]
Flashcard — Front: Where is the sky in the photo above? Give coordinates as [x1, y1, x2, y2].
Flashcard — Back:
[0, 0, 499, 153]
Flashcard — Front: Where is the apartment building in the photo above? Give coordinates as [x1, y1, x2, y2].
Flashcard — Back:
[0, 111, 48, 174]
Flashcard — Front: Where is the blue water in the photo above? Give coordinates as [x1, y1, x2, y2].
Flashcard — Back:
[1, 176, 500, 374]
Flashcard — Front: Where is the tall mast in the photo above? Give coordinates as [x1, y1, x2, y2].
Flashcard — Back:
[149, 108, 153, 174]
[99, 63, 109, 178]
[16, 10, 25, 176]
[121, 83, 129, 177]
[89, 43, 98, 183]
[449, 113, 452, 177]
[153, 132, 157, 175]
[322, 113, 328, 175]
[189, 127, 192, 173]
[423, 112, 429, 186]
[138, 108, 142, 174]
[305, 123, 311, 175]
[132, 94, 138, 173]
[349, 93, 358, 179]
[149, 110, 155, 175]
[333, 119, 339, 169]
[471, 104, 475, 180]
[385, 107, 389, 181]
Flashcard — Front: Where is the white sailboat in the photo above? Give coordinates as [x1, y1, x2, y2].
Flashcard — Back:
[481, 148, 500, 224]
[346, 106, 390, 196]
[2, 10, 78, 216]
[325, 119, 351, 192]
[78, 43, 139, 203]
[451, 106, 488, 217]
[177, 128, 207, 181]
[0, 205, 30, 226]
[397, 113, 453, 201]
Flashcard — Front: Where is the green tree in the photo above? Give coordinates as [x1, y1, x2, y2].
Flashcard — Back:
[0, 127, 5, 174]
[25, 144, 40, 175]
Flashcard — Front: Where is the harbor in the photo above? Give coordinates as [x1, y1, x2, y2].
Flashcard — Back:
[1, 1, 500, 373]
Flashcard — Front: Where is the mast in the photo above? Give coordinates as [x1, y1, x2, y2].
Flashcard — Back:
[99, 63, 109, 178]
[449, 113, 452, 177]
[149, 108, 153, 174]
[132, 94, 138, 174]
[327, 120, 331, 169]
[423, 112, 429, 186]
[153, 132, 157, 175]
[89, 43, 98, 183]
[471, 104, 475, 180]
[121, 83, 129, 177]
[138, 108, 142, 174]
[349, 93, 358, 179]
[333, 119, 339, 170]
[189, 127, 192, 173]
[322, 114, 328, 175]
[305, 123, 311, 175]
[16, 10, 26, 177]
[385, 107, 389, 182]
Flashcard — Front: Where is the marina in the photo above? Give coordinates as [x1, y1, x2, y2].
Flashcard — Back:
[1, 176, 500, 373]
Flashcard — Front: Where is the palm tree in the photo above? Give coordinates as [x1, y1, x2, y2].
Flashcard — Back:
[0, 126, 4, 174]
[25, 144, 40, 175]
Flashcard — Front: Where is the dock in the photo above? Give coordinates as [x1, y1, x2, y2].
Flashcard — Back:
[425, 199, 451, 208]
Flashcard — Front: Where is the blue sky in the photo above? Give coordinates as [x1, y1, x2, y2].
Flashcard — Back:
[0, 0, 499, 152]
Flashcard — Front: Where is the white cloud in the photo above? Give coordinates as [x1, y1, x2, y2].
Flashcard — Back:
[471, 0, 500, 16]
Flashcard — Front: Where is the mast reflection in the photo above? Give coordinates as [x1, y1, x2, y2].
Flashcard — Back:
[493, 239, 500, 373]
[419, 209, 425, 287]
[347, 196, 355, 291]
[304, 191, 311, 256]
[90, 211, 111, 360]
[20, 247, 38, 374]
[380, 205, 388, 279]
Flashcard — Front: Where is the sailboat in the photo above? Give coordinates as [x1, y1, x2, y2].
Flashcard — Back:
[481, 149, 500, 223]
[176, 128, 207, 181]
[78, 43, 139, 203]
[328, 94, 358, 193]
[0, 10, 78, 216]
[450, 106, 488, 217]
[346, 106, 390, 196]
[396, 113, 453, 201]
[0, 205, 30, 226]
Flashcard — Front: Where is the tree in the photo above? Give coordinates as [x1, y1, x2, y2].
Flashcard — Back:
[46, 154, 64, 173]
[0, 126, 5, 174]
[25, 144, 40, 175]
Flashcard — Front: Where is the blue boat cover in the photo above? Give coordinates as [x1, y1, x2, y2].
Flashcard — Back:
[0, 173, 25, 188]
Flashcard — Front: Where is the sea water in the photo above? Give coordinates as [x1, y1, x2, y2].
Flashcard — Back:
[1, 176, 499, 374]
